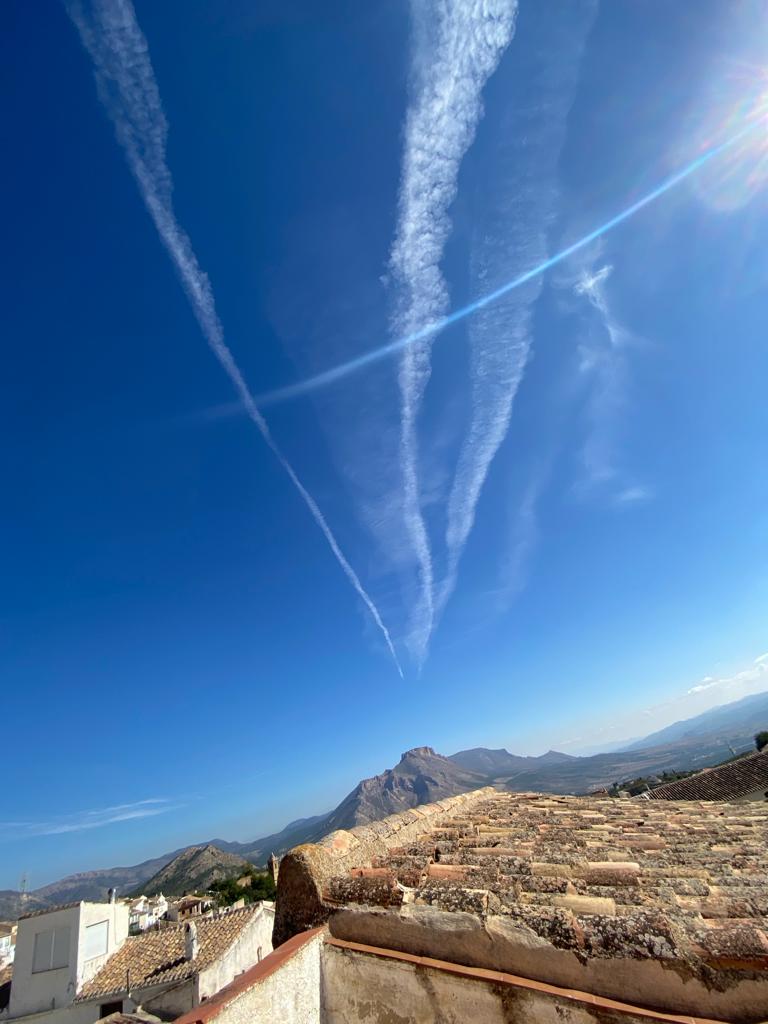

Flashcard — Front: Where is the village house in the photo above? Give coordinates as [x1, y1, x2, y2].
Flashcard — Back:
[169, 787, 768, 1024]
[166, 898, 212, 924]
[127, 897, 168, 935]
[2, 894, 273, 1024]
[0, 927, 15, 966]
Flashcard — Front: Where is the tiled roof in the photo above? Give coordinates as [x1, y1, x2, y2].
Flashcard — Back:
[645, 749, 768, 801]
[77, 906, 261, 1001]
[278, 790, 768, 977]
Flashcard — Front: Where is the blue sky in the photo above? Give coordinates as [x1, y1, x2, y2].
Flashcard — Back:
[3, 0, 768, 889]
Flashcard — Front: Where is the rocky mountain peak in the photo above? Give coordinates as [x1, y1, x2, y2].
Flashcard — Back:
[400, 745, 438, 760]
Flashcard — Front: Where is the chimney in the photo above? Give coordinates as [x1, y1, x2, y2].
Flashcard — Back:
[184, 922, 199, 962]
[108, 888, 117, 904]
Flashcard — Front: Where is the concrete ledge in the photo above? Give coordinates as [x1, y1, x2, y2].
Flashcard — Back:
[325, 937, 730, 1024]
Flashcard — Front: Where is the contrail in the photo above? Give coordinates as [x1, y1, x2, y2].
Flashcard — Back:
[257, 116, 764, 409]
[65, 0, 403, 677]
[439, 5, 593, 620]
[389, 0, 518, 666]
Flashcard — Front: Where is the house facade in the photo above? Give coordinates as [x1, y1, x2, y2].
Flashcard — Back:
[6, 899, 129, 1022]
[2, 901, 273, 1024]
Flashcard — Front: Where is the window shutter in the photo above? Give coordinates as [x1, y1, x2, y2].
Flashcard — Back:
[52, 925, 70, 969]
[83, 921, 109, 960]
[32, 930, 54, 973]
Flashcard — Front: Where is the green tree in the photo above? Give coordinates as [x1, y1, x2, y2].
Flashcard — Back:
[208, 869, 276, 908]
[755, 731, 768, 752]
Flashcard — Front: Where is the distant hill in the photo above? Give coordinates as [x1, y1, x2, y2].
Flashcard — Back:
[0, 849, 185, 920]
[449, 747, 575, 777]
[216, 813, 332, 865]
[623, 690, 768, 752]
[139, 845, 250, 897]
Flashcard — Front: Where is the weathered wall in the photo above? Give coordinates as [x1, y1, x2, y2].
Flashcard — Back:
[76, 902, 129, 989]
[197, 904, 274, 1001]
[175, 930, 323, 1024]
[320, 941, 725, 1024]
[142, 980, 196, 1019]
[327, 906, 768, 1024]
[2, 992, 123, 1024]
[274, 788, 497, 945]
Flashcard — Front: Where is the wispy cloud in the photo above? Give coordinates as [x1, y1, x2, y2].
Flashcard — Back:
[615, 485, 653, 505]
[389, 0, 518, 665]
[571, 256, 650, 504]
[685, 655, 768, 697]
[66, 0, 401, 676]
[0, 799, 174, 842]
[439, 3, 594, 618]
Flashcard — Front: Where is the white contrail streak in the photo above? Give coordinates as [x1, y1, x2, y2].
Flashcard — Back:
[438, 3, 594, 618]
[65, 0, 402, 676]
[390, 0, 517, 665]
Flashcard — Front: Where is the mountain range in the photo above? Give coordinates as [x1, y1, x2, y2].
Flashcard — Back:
[2, 690, 765, 919]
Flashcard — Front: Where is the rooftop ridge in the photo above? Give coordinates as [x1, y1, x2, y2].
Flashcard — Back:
[318, 785, 499, 855]
[273, 786, 498, 945]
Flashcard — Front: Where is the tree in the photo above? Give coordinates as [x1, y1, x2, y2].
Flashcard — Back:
[755, 731, 768, 752]
[208, 869, 276, 908]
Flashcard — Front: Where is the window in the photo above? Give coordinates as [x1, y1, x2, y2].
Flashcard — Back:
[83, 920, 109, 960]
[32, 926, 70, 972]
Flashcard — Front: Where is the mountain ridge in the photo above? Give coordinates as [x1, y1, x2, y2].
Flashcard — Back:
[138, 844, 250, 897]
[3, 689, 765, 920]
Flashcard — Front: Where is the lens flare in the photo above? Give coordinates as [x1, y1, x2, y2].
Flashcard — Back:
[257, 115, 766, 408]
[689, 68, 768, 211]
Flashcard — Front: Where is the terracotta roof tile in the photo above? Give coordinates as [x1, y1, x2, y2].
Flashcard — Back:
[286, 791, 768, 973]
[646, 750, 768, 802]
[76, 906, 261, 1002]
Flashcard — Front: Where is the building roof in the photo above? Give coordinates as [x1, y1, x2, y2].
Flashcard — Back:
[77, 905, 263, 1002]
[644, 749, 768, 801]
[274, 788, 768, 1018]
[19, 900, 81, 920]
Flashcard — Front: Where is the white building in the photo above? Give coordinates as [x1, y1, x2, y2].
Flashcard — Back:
[127, 895, 168, 934]
[0, 926, 15, 966]
[6, 897, 128, 1021]
[2, 899, 273, 1024]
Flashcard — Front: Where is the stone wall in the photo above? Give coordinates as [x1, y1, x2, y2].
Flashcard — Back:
[273, 787, 497, 945]
[320, 939, 729, 1024]
[169, 931, 734, 1024]
[174, 929, 323, 1024]
[326, 904, 768, 1023]
[197, 903, 274, 1001]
